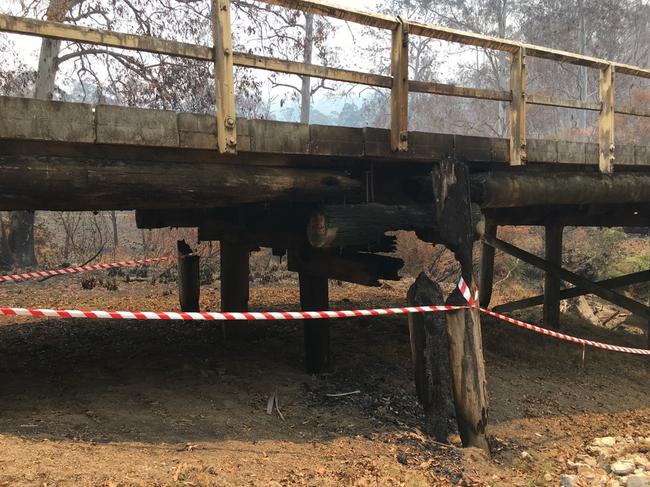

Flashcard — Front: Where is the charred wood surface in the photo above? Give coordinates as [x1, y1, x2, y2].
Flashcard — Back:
[0, 155, 361, 211]
[407, 273, 456, 442]
[472, 172, 650, 208]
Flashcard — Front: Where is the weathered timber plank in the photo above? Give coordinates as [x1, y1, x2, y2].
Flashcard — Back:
[615, 145, 635, 166]
[363, 127, 454, 160]
[635, 146, 650, 166]
[455, 135, 508, 162]
[96, 105, 179, 147]
[0, 96, 94, 142]
[309, 125, 364, 157]
[526, 139, 557, 164]
[249, 119, 310, 154]
[0, 97, 648, 166]
[177, 112, 216, 149]
[557, 141, 586, 165]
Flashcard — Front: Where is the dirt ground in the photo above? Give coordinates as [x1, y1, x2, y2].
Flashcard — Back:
[0, 274, 648, 486]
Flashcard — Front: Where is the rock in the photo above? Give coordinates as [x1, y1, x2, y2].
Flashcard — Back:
[634, 456, 650, 470]
[593, 437, 617, 447]
[627, 474, 649, 487]
[612, 462, 637, 476]
[521, 451, 532, 460]
[561, 474, 578, 487]
[544, 473, 553, 482]
[396, 450, 408, 465]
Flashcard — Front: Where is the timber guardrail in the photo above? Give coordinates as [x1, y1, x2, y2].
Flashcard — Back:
[1, 0, 649, 171]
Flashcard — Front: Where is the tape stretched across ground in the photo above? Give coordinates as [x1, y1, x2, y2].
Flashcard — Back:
[0, 264, 647, 355]
[0, 257, 170, 283]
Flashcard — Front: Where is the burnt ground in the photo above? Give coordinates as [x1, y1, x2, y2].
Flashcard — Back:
[0, 276, 648, 486]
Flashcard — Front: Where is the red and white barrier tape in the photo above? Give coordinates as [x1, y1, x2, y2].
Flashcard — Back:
[0, 274, 646, 356]
[478, 306, 650, 355]
[455, 278, 650, 356]
[0, 257, 170, 283]
[0, 304, 463, 321]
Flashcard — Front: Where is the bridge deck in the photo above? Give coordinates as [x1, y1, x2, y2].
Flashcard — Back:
[1, 97, 649, 169]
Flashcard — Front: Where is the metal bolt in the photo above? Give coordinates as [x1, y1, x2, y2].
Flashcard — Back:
[609, 143, 615, 152]
[225, 116, 235, 128]
[399, 131, 408, 142]
[227, 136, 236, 146]
[224, 48, 231, 56]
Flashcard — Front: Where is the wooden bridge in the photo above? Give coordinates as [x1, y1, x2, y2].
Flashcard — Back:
[0, 0, 648, 451]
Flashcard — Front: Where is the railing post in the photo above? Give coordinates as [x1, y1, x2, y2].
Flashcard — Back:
[598, 64, 615, 173]
[390, 17, 408, 152]
[509, 46, 526, 165]
[212, 0, 237, 154]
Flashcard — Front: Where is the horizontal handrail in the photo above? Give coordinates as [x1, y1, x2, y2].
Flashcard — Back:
[0, 0, 649, 162]
[256, 0, 650, 79]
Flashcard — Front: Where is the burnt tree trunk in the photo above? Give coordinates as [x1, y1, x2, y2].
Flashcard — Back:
[407, 273, 456, 442]
[177, 240, 200, 312]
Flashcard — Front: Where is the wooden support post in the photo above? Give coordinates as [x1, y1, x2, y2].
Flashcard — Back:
[509, 47, 526, 165]
[211, 0, 237, 154]
[220, 241, 249, 311]
[445, 294, 489, 451]
[299, 272, 330, 373]
[479, 222, 497, 307]
[543, 225, 563, 329]
[177, 240, 200, 312]
[390, 17, 408, 152]
[598, 64, 615, 173]
[407, 273, 455, 442]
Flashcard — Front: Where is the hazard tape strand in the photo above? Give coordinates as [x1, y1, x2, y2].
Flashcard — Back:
[0, 257, 170, 283]
[455, 277, 650, 356]
[0, 304, 463, 321]
[0, 271, 646, 356]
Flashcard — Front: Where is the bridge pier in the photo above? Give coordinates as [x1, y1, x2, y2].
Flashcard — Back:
[220, 240, 250, 313]
[544, 225, 564, 329]
[177, 240, 200, 312]
[299, 273, 330, 374]
[479, 222, 497, 308]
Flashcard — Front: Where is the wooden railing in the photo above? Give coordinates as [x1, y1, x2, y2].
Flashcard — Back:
[1, 0, 649, 172]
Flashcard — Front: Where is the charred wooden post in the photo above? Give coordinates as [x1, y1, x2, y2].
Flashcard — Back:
[220, 241, 250, 312]
[444, 301, 489, 451]
[407, 273, 455, 442]
[544, 225, 563, 329]
[479, 222, 497, 307]
[299, 273, 330, 373]
[433, 160, 489, 451]
[177, 239, 200, 312]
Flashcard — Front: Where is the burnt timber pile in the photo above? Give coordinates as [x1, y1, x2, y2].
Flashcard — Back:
[1, 0, 649, 451]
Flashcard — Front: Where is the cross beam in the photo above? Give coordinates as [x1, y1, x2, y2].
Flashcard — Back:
[493, 270, 650, 313]
[482, 235, 650, 320]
